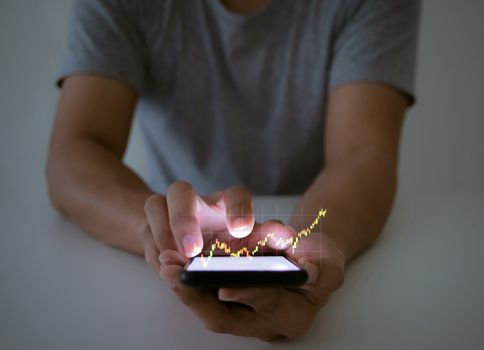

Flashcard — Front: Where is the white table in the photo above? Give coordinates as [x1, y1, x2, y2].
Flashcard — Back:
[1, 190, 483, 350]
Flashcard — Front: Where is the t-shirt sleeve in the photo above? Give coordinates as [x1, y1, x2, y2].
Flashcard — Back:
[329, 0, 420, 104]
[57, 0, 147, 93]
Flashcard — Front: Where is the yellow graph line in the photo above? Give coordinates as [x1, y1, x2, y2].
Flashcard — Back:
[200, 208, 326, 265]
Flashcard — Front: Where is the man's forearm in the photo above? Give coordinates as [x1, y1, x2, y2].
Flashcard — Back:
[46, 138, 152, 254]
[291, 149, 398, 262]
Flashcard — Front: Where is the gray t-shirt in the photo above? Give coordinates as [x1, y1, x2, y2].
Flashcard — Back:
[59, 0, 419, 195]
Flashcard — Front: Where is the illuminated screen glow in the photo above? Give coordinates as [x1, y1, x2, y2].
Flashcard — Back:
[187, 256, 300, 272]
[199, 209, 326, 263]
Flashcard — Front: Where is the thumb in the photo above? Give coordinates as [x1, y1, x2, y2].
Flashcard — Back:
[297, 257, 320, 284]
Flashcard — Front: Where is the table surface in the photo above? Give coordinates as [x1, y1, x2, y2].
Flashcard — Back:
[1, 191, 483, 350]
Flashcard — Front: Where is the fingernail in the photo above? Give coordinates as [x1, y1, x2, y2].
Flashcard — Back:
[182, 235, 201, 257]
[229, 218, 251, 238]
[218, 289, 237, 302]
[232, 222, 250, 234]
[302, 261, 319, 284]
[232, 217, 247, 228]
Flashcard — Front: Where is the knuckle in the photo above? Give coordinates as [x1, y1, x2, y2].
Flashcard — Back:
[170, 215, 197, 231]
[167, 181, 193, 197]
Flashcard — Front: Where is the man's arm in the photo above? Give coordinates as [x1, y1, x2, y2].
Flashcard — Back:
[46, 75, 152, 254]
[291, 82, 408, 262]
[46, 75, 256, 262]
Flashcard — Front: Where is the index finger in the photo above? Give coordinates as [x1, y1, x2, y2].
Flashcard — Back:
[166, 181, 203, 257]
[144, 194, 177, 252]
[222, 186, 255, 238]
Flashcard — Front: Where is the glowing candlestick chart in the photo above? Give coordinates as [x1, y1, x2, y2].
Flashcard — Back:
[200, 208, 327, 266]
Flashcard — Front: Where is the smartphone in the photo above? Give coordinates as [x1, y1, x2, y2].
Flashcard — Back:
[180, 255, 308, 288]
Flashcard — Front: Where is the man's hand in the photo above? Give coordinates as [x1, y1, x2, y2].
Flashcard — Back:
[140, 181, 294, 271]
[140, 183, 345, 340]
[157, 233, 345, 340]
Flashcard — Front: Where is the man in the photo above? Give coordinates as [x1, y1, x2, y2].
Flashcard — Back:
[46, 0, 419, 340]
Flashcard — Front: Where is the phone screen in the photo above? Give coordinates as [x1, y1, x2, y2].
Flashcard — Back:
[186, 256, 301, 272]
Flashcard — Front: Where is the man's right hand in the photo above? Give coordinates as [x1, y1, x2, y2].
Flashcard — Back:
[140, 181, 294, 272]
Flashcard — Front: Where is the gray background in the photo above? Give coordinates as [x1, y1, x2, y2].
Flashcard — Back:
[1, 0, 483, 196]
[1, 1, 483, 349]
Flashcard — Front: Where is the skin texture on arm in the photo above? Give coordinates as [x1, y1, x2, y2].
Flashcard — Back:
[46, 75, 257, 257]
[46, 75, 152, 254]
[291, 82, 407, 262]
